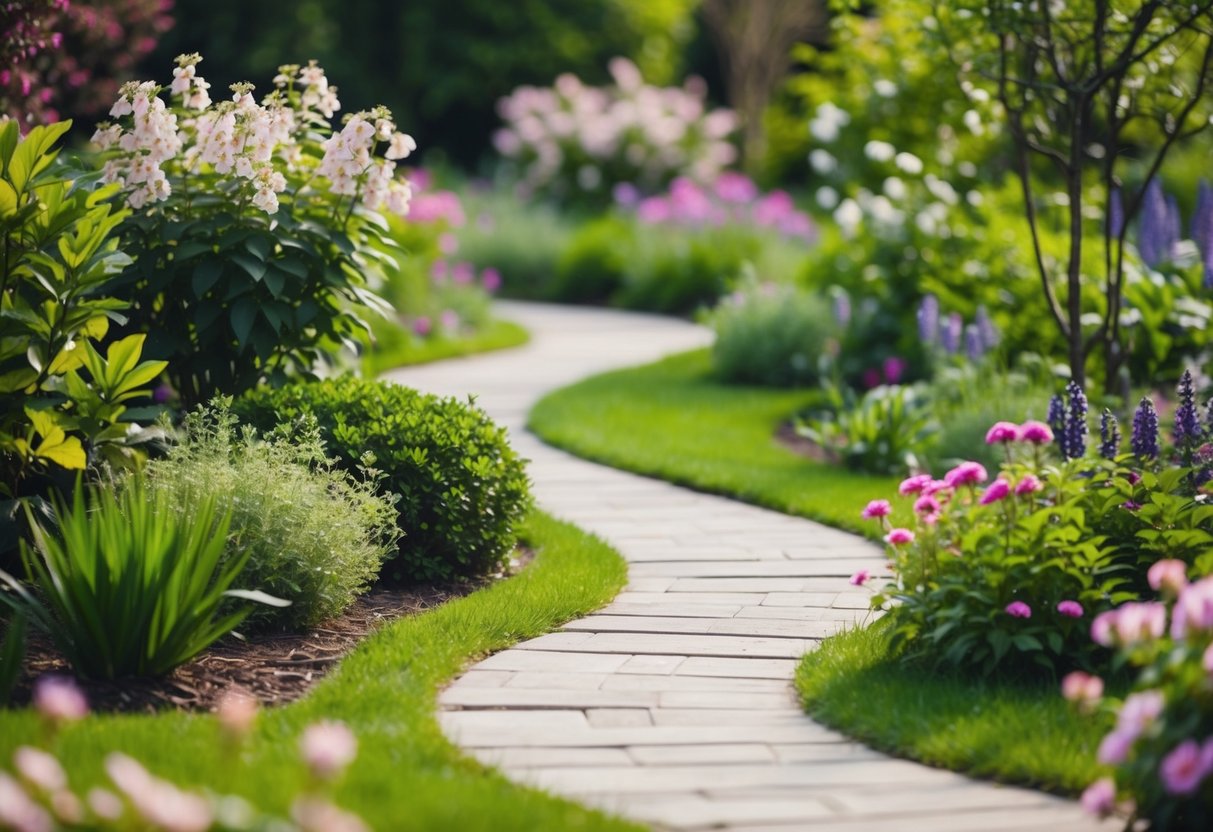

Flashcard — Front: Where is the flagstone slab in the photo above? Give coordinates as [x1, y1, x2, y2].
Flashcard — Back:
[386, 301, 1115, 831]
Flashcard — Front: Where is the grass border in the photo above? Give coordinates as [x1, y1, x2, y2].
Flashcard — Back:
[363, 318, 530, 376]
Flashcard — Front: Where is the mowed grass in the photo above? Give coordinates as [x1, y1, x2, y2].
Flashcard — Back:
[529, 348, 904, 537]
[363, 317, 529, 376]
[796, 622, 1117, 794]
[0, 512, 642, 832]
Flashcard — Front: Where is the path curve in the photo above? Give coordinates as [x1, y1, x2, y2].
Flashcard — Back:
[383, 301, 1111, 832]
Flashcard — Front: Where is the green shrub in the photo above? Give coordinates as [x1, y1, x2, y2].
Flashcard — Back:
[617, 232, 746, 315]
[553, 217, 632, 303]
[234, 378, 533, 583]
[0, 479, 281, 679]
[141, 404, 399, 631]
[456, 189, 576, 299]
[798, 384, 938, 476]
[708, 278, 838, 387]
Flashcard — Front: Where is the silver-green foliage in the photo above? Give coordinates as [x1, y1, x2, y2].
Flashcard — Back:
[141, 403, 400, 631]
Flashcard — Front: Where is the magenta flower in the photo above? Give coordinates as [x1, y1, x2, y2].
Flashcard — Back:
[978, 479, 1010, 505]
[849, 570, 871, 586]
[1080, 778, 1117, 817]
[1160, 740, 1212, 796]
[32, 676, 88, 723]
[985, 421, 1020, 444]
[912, 494, 941, 515]
[1147, 559, 1188, 595]
[1170, 576, 1213, 639]
[861, 499, 891, 520]
[862, 368, 882, 389]
[884, 528, 915, 546]
[898, 474, 933, 496]
[1057, 600, 1084, 618]
[481, 267, 502, 293]
[1018, 420, 1054, 444]
[411, 316, 432, 336]
[1014, 475, 1042, 496]
[1121, 500, 1142, 511]
[1005, 601, 1032, 619]
[922, 479, 952, 498]
[943, 461, 988, 488]
[882, 356, 907, 385]
[1061, 671, 1103, 704]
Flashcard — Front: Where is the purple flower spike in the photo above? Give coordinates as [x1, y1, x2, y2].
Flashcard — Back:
[974, 305, 998, 352]
[1174, 369, 1202, 448]
[833, 291, 851, 328]
[1108, 187, 1124, 239]
[1138, 179, 1170, 268]
[917, 295, 939, 346]
[1064, 380, 1089, 460]
[1193, 180, 1213, 255]
[941, 313, 963, 354]
[964, 324, 984, 361]
[1099, 409, 1120, 460]
[1131, 396, 1160, 459]
[1048, 394, 1066, 455]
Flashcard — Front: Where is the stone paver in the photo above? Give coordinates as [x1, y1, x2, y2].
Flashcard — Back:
[383, 301, 1113, 831]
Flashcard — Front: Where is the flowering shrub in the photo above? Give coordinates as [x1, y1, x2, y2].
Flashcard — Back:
[494, 57, 736, 206]
[94, 55, 417, 404]
[621, 174, 815, 243]
[1070, 566, 1213, 828]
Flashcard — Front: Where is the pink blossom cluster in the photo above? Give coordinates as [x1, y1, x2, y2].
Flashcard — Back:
[623, 175, 815, 242]
[93, 55, 415, 219]
[493, 57, 737, 199]
[407, 189, 466, 227]
[984, 420, 1054, 445]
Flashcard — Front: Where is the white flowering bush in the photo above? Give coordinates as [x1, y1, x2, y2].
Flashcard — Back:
[93, 55, 418, 404]
[493, 57, 737, 206]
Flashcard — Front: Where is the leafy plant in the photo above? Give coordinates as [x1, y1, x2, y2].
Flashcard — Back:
[0, 479, 285, 679]
[0, 611, 25, 705]
[234, 377, 533, 583]
[141, 402, 399, 630]
[798, 383, 938, 475]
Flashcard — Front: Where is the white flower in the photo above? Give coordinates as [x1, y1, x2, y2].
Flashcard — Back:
[894, 151, 923, 175]
[385, 132, 416, 160]
[863, 140, 896, 163]
[808, 149, 837, 174]
[815, 186, 839, 209]
[873, 79, 898, 98]
[963, 109, 984, 135]
[808, 102, 850, 143]
[883, 176, 908, 201]
[834, 198, 862, 236]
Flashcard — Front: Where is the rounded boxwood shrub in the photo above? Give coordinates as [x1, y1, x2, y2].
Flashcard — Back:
[234, 377, 533, 583]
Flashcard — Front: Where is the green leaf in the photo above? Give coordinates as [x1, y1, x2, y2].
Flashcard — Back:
[231, 253, 268, 282]
[192, 260, 223, 296]
[230, 299, 256, 346]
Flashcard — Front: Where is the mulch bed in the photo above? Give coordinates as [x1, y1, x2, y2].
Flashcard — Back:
[10, 550, 531, 716]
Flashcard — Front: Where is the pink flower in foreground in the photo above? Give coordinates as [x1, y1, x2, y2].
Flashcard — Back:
[985, 421, 1020, 444]
[32, 676, 88, 723]
[913, 495, 941, 516]
[1171, 577, 1213, 639]
[292, 797, 370, 832]
[884, 528, 915, 546]
[861, 499, 891, 520]
[1148, 559, 1188, 596]
[1113, 602, 1167, 645]
[0, 772, 53, 832]
[943, 461, 988, 488]
[217, 690, 259, 738]
[1057, 600, 1084, 618]
[1005, 601, 1032, 619]
[481, 267, 502, 293]
[898, 474, 934, 496]
[1091, 610, 1118, 646]
[1160, 739, 1213, 796]
[1080, 778, 1117, 817]
[1015, 474, 1042, 496]
[1018, 420, 1054, 444]
[849, 569, 871, 586]
[979, 479, 1010, 505]
[300, 721, 358, 780]
[1061, 671, 1103, 704]
[1097, 729, 1136, 765]
[13, 746, 67, 792]
[1117, 690, 1165, 735]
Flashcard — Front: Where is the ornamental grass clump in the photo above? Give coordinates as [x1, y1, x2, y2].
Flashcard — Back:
[140, 402, 399, 631]
[1066, 563, 1213, 830]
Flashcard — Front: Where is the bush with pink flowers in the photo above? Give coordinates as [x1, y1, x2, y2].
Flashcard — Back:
[1067, 565, 1213, 829]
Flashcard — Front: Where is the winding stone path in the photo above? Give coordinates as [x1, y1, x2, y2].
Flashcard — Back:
[382, 301, 1112, 832]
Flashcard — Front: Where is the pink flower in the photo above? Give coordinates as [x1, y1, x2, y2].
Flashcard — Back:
[978, 479, 1010, 505]
[898, 474, 933, 496]
[216, 690, 258, 738]
[1015, 474, 1042, 496]
[884, 528, 915, 546]
[1091, 610, 1118, 646]
[0, 772, 53, 832]
[1115, 602, 1167, 645]
[862, 368, 882, 389]
[1005, 601, 1031, 619]
[861, 499, 891, 520]
[1080, 778, 1117, 817]
[943, 461, 988, 488]
[1160, 739, 1213, 796]
[1147, 559, 1188, 596]
[1170, 576, 1213, 640]
[913, 495, 941, 515]
[1057, 600, 1084, 618]
[1097, 729, 1136, 765]
[292, 797, 370, 832]
[13, 746, 67, 792]
[849, 570, 871, 586]
[481, 267, 502, 293]
[1117, 690, 1165, 735]
[882, 356, 907, 384]
[300, 721, 358, 780]
[922, 479, 952, 498]
[985, 421, 1021, 444]
[1018, 420, 1054, 444]
[411, 316, 432, 336]
[32, 676, 88, 723]
[1061, 671, 1103, 704]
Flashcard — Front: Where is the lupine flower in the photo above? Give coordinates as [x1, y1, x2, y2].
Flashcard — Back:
[1063, 380, 1088, 460]
[884, 528, 915, 545]
[1159, 740, 1212, 795]
[849, 570, 871, 586]
[984, 421, 1020, 444]
[1046, 395, 1065, 452]
[943, 461, 988, 488]
[32, 676, 88, 723]
[1131, 396, 1160, 459]
[832, 292, 851, 328]
[1138, 178, 1172, 267]
[1099, 409, 1120, 460]
[1080, 777, 1117, 817]
[861, 499, 891, 519]
[1193, 179, 1213, 255]
[974, 306, 998, 352]
[940, 313, 963, 354]
[917, 295, 939, 345]
[898, 474, 934, 495]
[1107, 187, 1124, 239]
[963, 324, 983, 361]
[1005, 601, 1032, 618]
[978, 479, 1010, 505]
[300, 721, 358, 780]
[1174, 370, 1202, 448]
[1061, 671, 1104, 704]
[1015, 474, 1043, 495]
[1019, 420, 1054, 445]
[1056, 600, 1084, 618]
[1147, 559, 1188, 595]
[1205, 398, 1213, 437]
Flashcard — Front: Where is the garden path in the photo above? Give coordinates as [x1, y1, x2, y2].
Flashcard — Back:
[382, 301, 1113, 832]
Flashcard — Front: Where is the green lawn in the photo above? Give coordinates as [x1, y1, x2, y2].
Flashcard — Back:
[529, 348, 903, 538]
[363, 318, 529, 376]
[796, 622, 1115, 794]
[0, 512, 642, 832]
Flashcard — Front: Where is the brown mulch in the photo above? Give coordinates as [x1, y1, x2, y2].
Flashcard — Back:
[11, 549, 532, 716]
[775, 420, 835, 464]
